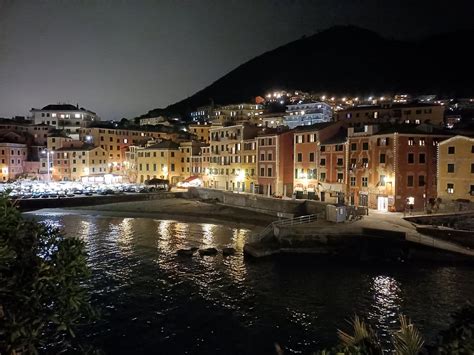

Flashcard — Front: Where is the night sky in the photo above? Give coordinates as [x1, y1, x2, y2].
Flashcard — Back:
[0, 0, 473, 120]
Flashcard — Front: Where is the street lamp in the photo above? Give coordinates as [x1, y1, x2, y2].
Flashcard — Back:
[42, 149, 54, 182]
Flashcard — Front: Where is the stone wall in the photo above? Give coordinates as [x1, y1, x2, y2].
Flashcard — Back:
[186, 187, 328, 217]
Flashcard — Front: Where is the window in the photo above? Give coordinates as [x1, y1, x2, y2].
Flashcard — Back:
[335, 145, 343, 151]
[380, 154, 386, 163]
[260, 167, 265, 176]
[351, 143, 357, 151]
[320, 146, 325, 152]
[407, 175, 414, 187]
[295, 169, 298, 179]
[320, 172, 326, 181]
[309, 152, 314, 162]
[337, 158, 343, 166]
[267, 168, 272, 177]
[309, 134, 315, 142]
[447, 164, 455, 173]
[362, 177, 368, 187]
[320, 158, 326, 166]
[418, 175, 425, 187]
[362, 142, 368, 150]
[380, 175, 386, 186]
[419, 138, 425, 146]
[447, 183, 454, 194]
[419, 153, 426, 164]
[408, 138, 414, 146]
[472, 145, 474, 153]
[297, 153, 302, 162]
[268, 153, 273, 161]
[350, 176, 356, 186]
[362, 158, 368, 167]
[171, 152, 175, 157]
[260, 153, 265, 161]
[408, 153, 414, 164]
[296, 135, 304, 143]
[448, 146, 455, 154]
[171, 164, 175, 171]
[337, 173, 343, 182]
[471, 163, 474, 173]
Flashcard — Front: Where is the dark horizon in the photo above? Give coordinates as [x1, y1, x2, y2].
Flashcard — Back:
[1, 0, 473, 120]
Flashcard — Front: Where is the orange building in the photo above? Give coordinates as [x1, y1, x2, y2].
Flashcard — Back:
[257, 129, 294, 197]
[346, 125, 452, 212]
[293, 122, 343, 201]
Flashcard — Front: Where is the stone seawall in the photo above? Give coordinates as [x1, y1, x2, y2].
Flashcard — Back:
[186, 187, 329, 217]
[18, 192, 176, 211]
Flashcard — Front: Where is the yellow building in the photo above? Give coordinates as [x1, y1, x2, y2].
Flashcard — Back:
[188, 123, 212, 143]
[136, 140, 182, 184]
[437, 135, 474, 202]
[79, 126, 182, 171]
[207, 124, 259, 192]
[47, 132, 73, 151]
[52, 143, 108, 181]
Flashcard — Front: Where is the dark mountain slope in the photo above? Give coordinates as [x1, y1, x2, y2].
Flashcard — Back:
[143, 25, 474, 118]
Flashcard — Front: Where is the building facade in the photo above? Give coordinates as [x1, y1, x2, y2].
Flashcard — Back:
[0, 142, 28, 181]
[30, 104, 98, 139]
[52, 143, 108, 181]
[284, 102, 333, 129]
[437, 135, 474, 203]
[257, 130, 294, 197]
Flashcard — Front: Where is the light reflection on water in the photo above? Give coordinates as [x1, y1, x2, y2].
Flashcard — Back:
[29, 212, 474, 355]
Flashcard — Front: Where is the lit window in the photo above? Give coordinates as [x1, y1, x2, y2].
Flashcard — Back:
[124, 139, 128, 144]
[75, 114, 81, 118]
[419, 138, 425, 146]
[447, 183, 454, 194]
[52, 113, 57, 117]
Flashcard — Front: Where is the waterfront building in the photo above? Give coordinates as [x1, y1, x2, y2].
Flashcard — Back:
[346, 124, 452, 212]
[0, 141, 28, 181]
[47, 131, 73, 151]
[437, 135, 474, 203]
[79, 125, 183, 173]
[208, 124, 260, 192]
[257, 129, 294, 197]
[135, 140, 182, 184]
[52, 142, 108, 181]
[30, 104, 98, 140]
[283, 102, 333, 129]
[293, 122, 344, 202]
[188, 122, 212, 143]
[336, 103, 445, 126]
[178, 141, 207, 177]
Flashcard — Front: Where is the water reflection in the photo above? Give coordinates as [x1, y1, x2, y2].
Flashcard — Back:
[28, 211, 474, 355]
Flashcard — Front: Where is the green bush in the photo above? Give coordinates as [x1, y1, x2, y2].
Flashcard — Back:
[0, 197, 96, 354]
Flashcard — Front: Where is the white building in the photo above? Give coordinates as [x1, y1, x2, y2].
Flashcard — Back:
[30, 104, 99, 140]
[283, 102, 332, 129]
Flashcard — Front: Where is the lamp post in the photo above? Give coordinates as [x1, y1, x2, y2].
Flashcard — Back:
[42, 149, 54, 182]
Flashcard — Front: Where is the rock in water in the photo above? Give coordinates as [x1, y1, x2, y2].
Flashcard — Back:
[198, 247, 218, 256]
[177, 248, 195, 256]
[222, 247, 236, 256]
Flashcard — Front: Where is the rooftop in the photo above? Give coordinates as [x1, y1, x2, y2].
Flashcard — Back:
[144, 140, 180, 150]
[31, 104, 96, 114]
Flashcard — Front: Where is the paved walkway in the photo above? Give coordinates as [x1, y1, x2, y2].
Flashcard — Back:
[291, 209, 474, 257]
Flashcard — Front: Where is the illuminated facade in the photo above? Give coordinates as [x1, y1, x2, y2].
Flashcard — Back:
[346, 125, 451, 212]
[336, 103, 445, 126]
[52, 143, 108, 181]
[293, 122, 343, 201]
[0, 142, 28, 181]
[257, 130, 294, 197]
[136, 140, 182, 184]
[284, 102, 333, 129]
[437, 135, 474, 202]
[207, 124, 260, 192]
[188, 123, 212, 143]
[212, 103, 265, 125]
[30, 104, 98, 140]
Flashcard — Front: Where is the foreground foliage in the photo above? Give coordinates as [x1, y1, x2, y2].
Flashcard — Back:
[0, 197, 95, 354]
[276, 304, 473, 354]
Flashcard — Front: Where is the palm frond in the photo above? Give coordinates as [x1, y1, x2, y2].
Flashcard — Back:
[393, 315, 424, 355]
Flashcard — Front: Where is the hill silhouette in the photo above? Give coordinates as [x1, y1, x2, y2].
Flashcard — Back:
[141, 25, 474, 118]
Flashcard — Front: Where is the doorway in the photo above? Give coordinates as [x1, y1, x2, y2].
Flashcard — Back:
[377, 196, 388, 212]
